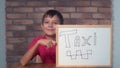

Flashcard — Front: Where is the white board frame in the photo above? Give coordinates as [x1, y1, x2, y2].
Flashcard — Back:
[56, 25, 112, 67]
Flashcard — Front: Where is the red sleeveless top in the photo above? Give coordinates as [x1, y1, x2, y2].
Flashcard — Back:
[28, 35, 56, 63]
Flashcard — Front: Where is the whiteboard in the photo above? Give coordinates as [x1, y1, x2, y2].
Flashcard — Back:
[56, 25, 112, 67]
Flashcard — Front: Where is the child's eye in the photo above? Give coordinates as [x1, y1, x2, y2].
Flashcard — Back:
[44, 22, 49, 24]
[53, 22, 59, 24]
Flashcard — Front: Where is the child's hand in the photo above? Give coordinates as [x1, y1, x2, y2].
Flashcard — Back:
[37, 39, 56, 48]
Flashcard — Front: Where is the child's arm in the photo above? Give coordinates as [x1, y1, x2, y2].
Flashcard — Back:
[20, 39, 56, 66]
[20, 42, 39, 66]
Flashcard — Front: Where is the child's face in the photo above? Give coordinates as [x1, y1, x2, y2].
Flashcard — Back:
[41, 15, 60, 37]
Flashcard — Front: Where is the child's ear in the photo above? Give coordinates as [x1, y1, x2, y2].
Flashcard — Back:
[41, 24, 43, 29]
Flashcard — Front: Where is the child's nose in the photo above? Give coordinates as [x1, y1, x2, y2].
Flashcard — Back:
[48, 23, 53, 27]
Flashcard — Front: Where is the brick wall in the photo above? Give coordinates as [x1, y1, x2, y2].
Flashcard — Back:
[6, 0, 112, 68]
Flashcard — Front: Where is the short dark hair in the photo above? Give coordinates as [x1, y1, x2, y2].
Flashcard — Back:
[42, 9, 64, 24]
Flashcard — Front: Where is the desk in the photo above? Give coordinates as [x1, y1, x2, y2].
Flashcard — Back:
[12, 63, 111, 68]
[13, 63, 56, 68]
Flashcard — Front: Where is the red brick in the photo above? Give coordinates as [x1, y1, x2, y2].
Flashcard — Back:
[64, 19, 81, 24]
[26, 25, 41, 30]
[92, 13, 111, 18]
[71, 1, 90, 6]
[35, 7, 54, 12]
[48, 1, 69, 6]
[27, 2, 47, 6]
[71, 13, 92, 18]
[98, 8, 111, 13]
[6, 25, 26, 30]
[6, 44, 14, 50]
[27, 13, 43, 18]
[6, 32, 13, 37]
[6, 20, 12, 24]
[6, 2, 26, 7]
[48, 1, 90, 6]
[7, 63, 21, 68]
[27, 37, 35, 44]
[64, 19, 98, 25]
[13, 7, 34, 12]
[13, 20, 34, 25]
[34, 19, 42, 25]
[99, 20, 111, 25]
[77, 7, 97, 12]
[6, 8, 13, 12]
[34, 31, 44, 36]
[7, 38, 26, 43]
[7, 56, 21, 63]
[56, 7, 75, 12]
[62, 13, 70, 19]
[7, 57, 14, 63]
[64, 19, 76, 24]
[91, 1, 111, 7]
[81, 20, 98, 25]
[14, 31, 34, 37]
[7, 14, 27, 19]
[14, 43, 28, 50]
[7, 50, 25, 56]
[7, 64, 13, 68]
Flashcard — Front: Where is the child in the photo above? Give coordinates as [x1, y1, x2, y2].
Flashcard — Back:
[20, 9, 64, 66]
